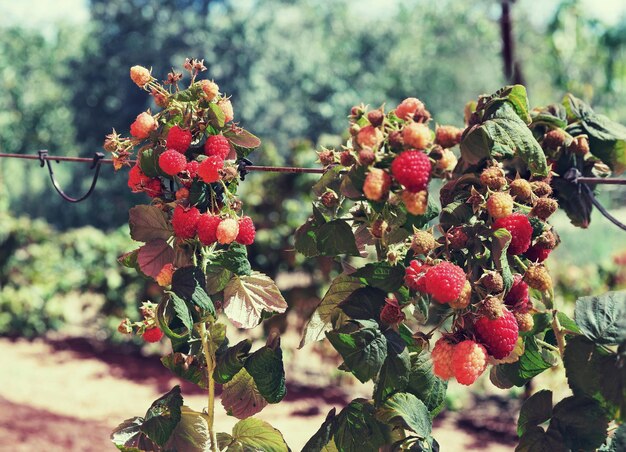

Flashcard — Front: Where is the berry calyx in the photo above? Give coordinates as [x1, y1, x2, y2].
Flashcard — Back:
[424, 261, 466, 304]
[492, 213, 533, 255]
[205, 134, 231, 160]
[159, 149, 187, 176]
[452, 340, 488, 386]
[391, 150, 431, 192]
[166, 125, 192, 153]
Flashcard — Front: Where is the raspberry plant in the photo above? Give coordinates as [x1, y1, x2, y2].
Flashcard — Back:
[295, 86, 626, 450]
[106, 60, 291, 451]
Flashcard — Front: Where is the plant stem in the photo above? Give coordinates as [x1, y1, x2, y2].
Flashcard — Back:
[199, 321, 218, 452]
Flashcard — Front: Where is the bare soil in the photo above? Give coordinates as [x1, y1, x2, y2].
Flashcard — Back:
[0, 337, 516, 451]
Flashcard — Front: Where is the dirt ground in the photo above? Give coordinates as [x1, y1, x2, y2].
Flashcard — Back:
[0, 337, 516, 451]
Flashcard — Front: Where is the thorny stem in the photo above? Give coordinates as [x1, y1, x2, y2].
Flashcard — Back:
[425, 312, 454, 337]
[199, 320, 218, 452]
[513, 255, 528, 272]
[536, 338, 560, 354]
[551, 311, 566, 357]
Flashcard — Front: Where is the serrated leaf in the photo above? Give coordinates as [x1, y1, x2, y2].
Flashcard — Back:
[188, 179, 212, 211]
[517, 390, 552, 436]
[339, 286, 386, 322]
[302, 408, 337, 452]
[351, 263, 405, 292]
[137, 239, 175, 279]
[163, 406, 210, 452]
[229, 417, 288, 452]
[333, 399, 389, 452]
[171, 266, 215, 315]
[299, 275, 364, 348]
[223, 271, 287, 329]
[405, 351, 448, 417]
[376, 393, 432, 437]
[205, 266, 233, 295]
[515, 426, 566, 452]
[313, 166, 343, 197]
[294, 219, 319, 258]
[492, 228, 513, 291]
[224, 125, 262, 149]
[161, 353, 207, 389]
[129, 206, 172, 242]
[212, 244, 252, 276]
[245, 343, 286, 404]
[169, 292, 195, 334]
[574, 291, 626, 345]
[221, 368, 269, 419]
[326, 319, 388, 383]
[374, 346, 411, 404]
[207, 103, 225, 128]
[111, 417, 159, 452]
[215, 339, 252, 384]
[549, 396, 609, 451]
[317, 220, 360, 256]
[141, 386, 183, 446]
[605, 424, 626, 452]
[492, 337, 552, 387]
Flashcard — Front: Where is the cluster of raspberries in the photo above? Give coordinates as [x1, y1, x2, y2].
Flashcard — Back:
[171, 205, 256, 246]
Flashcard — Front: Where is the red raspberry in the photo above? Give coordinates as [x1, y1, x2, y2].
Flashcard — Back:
[404, 260, 428, 292]
[142, 327, 164, 343]
[452, 340, 488, 385]
[504, 274, 531, 313]
[205, 134, 231, 160]
[474, 308, 519, 359]
[363, 168, 391, 201]
[424, 262, 466, 304]
[391, 150, 431, 192]
[197, 156, 224, 183]
[492, 213, 532, 255]
[172, 205, 201, 239]
[524, 244, 551, 262]
[130, 112, 157, 139]
[431, 338, 456, 380]
[395, 97, 425, 121]
[166, 125, 192, 153]
[197, 214, 221, 245]
[128, 164, 148, 192]
[143, 178, 163, 198]
[236, 216, 256, 245]
[216, 218, 239, 245]
[186, 160, 200, 179]
[380, 297, 405, 325]
[159, 150, 187, 176]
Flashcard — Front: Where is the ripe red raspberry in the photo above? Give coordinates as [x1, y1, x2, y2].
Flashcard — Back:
[197, 156, 224, 183]
[424, 262, 466, 304]
[403, 123, 432, 150]
[380, 297, 405, 325]
[130, 112, 157, 139]
[172, 205, 201, 239]
[128, 164, 148, 192]
[236, 216, 256, 245]
[492, 213, 532, 255]
[449, 280, 472, 310]
[524, 244, 551, 262]
[216, 218, 239, 245]
[186, 160, 200, 179]
[197, 214, 221, 245]
[176, 187, 189, 201]
[486, 192, 513, 219]
[166, 125, 192, 153]
[504, 274, 531, 313]
[205, 134, 231, 160]
[435, 125, 463, 148]
[144, 178, 162, 198]
[431, 338, 456, 380]
[391, 150, 431, 192]
[395, 97, 425, 121]
[142, 327, 164, 343]
[363, 168, 391, 201]
[404, 260, 429, 292]
[159, 150, 187, 176]
[452, 340, 488, 385]
[474, 308, 519, 359]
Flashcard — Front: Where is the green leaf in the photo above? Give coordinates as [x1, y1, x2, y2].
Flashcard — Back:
[188, 179, 212, 211]
[326, 319, 388, 383]
[163, 406, 211, 452]
[549, 396, 610, 451]
[214, 339, 252, 384]
[492, 228, 513, 292]
[129, 206, 172, 242]
[438, 198, 473, 229]
[223, 271, 287, 329]
[351, 263, 405, 292]
[605, 424, 626, 452]
[207, 102, 225, 128]
[137, 239, 175, 279]
[563, 336, 626, 421]
[161, 353, 207, 389]
[515, 426, 566, 452]
[517, 390, 552, 436]
[111, 417, 158, 452]
[118, 249, 139, 269]
[405, 351, 448, 417]
[299, 274, 364, 348]
[294, 219, 320, 258]
[555, 311, 580, 335]
[138, 148, 162, 178]
[316, 220, 360, 256]
[339, 286, 386, 322]
[223, 125, 262, 149]
[301, 408, 337, 452]
[574, 291, 626, 345]
[171, 267, 215, 315]
[333, 399, 389, 452]
[374, 346, 411, 404]
[376, 393, 432, 437]
[313, 165, 343, 197]
[245, 342, 286, 404]
[140, 386, 183, 447]
[221, 368, 268, 419]
[169, 293, 194, 334]
[492, 337, 553, 387]
[229, 417, 289, 452]
[483, 85, 532, 124]
[205, 266, 233, 295]
[212, 244, 252, 276]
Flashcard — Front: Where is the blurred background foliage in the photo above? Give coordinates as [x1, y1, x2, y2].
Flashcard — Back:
[1, 0, 626, 338]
